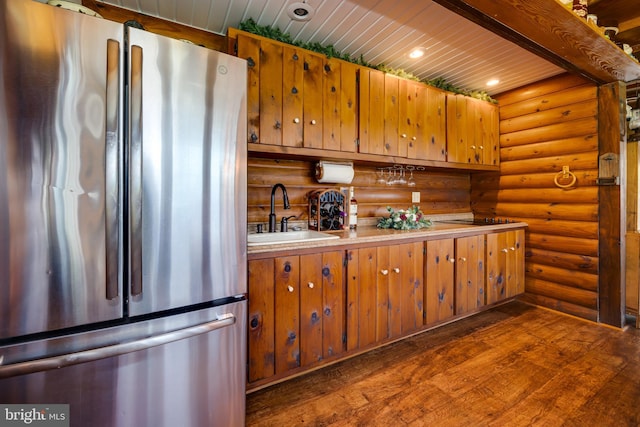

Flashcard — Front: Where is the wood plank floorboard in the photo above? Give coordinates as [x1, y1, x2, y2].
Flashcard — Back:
[246, 301, 640, 426]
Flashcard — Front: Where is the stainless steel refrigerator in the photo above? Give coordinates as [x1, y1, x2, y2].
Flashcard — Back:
[0, 1, 247, 425]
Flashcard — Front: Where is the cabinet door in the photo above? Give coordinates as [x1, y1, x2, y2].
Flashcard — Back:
[392, 242, 424, 336]
[506, 229, 525, 298]
[358, 67, 385, 155]
[323, 58, 341, 151]
[235, 35, 285, 145]
[247, 259, 275, 383]
[486, 230, 526, 304]
[299, 254, 323, 366]
[424, 86, 447, 161]
[424, 239, 455, 324]
[346, 247, 378, 350]
[376, 246, 391, 341]
[477, 100, 499, 166]
[237, 34, 261, 144]
[258, 39, 284, 146]
[446, 94, 468, 163]
[299, 250, 344, 365]
[455, 235, 486, 315]
[302, 51, 324, 148]
[320, 251, 345, 358]
[397, 78, 413, 159]
[340, 62, 359, 152]
[407, 82, 423, 159]
[383, 74, 400, 157]
[486, 232, 505, 305]
[274, 256, 300, 374]
[282, 45, 304, 148]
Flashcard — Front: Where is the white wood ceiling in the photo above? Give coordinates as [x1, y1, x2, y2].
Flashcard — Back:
[96, 0, 565, 95]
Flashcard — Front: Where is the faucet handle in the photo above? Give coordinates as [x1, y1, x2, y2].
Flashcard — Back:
[280, 215, 296, 232]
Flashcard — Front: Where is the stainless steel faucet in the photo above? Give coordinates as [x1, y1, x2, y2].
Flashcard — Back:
[269, 183, 290, 232]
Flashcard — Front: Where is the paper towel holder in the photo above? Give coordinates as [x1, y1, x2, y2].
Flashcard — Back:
[315, 160, 354, 184]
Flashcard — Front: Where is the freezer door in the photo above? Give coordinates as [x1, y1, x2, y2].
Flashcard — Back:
[127, 28, 247, 316]
[0, 300, 247, 427]
[0, 0, 124, 339]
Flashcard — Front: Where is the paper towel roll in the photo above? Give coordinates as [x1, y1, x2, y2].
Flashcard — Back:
[315, 161, 354, 184]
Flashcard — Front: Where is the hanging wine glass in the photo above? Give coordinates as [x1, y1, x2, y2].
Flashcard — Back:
[386, 167, 395, 185]
[396, 165, 407, 185]
[406, 166, 416, 187]
[376, 168, 386, 184]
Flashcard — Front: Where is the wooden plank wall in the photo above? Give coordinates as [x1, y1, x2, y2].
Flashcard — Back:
[471, 73, 600, 321]
[248, 157, 471, 224]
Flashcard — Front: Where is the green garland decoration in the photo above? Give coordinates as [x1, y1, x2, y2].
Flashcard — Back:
[238, 18, 497, 104]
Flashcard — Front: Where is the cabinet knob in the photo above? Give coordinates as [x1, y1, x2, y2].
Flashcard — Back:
[479, 145, 484, 150]
[412, 136, 417, 141]
[381, 269, 389, 275]
[510, 247, 516, 251]
[501, 248, 509, 253]
[310, 119, 317, 125]
[287, 285, 294, 292]
[401, 133, 407, 138]
[470, 145, 477, 150]
[293, 117, 300, 124]
[393, 267, 400, 273]
[308, 282, 314, 288]
[459, 257, 467, 262]
[449, 258, 455, 263]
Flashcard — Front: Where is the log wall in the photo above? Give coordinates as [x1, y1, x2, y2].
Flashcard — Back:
[472, 73, 600, 321]
[248, 158, 471, 224]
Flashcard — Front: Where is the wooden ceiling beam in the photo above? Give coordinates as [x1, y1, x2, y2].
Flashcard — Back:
[432, 0, 640, 83]
[81, 0, 227, 51]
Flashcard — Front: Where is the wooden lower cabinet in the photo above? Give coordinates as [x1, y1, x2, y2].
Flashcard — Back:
[247, 251, 344, 385]
[248, 227, 525, 388]
[346, 242, 424, 351]
[486, 229, 525, 304]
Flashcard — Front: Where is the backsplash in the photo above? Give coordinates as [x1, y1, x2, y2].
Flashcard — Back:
[247, 157, 472, 226]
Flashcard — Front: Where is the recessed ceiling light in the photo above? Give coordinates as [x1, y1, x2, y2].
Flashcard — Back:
[486, 79, 500, 87]
[287, 2, 315, 21]
[408, 47, 427, 59]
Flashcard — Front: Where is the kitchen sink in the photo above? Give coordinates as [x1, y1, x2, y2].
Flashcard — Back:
[247, 230, 340, 246]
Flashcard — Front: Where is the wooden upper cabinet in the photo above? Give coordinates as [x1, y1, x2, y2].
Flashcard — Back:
[447, 94, 499, 165]
[233, 29, 357, 151]
[231, 28, 497, 170]
[360, 71, 447, 162]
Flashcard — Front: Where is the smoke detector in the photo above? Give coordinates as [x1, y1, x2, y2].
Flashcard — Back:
[287, 2, 315, 21]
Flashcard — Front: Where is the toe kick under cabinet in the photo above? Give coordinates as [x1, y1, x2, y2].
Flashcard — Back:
[246, 227, 525, 390]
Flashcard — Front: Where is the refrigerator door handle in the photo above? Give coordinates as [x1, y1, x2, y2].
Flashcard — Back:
[0, 313, 236, 380]
[105, 39, 120, 300]
[129, 44, 143, 296]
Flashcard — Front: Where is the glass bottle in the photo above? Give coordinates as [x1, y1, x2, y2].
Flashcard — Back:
[348, 186, 358, 230]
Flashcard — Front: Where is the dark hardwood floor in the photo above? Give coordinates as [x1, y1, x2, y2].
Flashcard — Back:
[246, 301, 640, 426]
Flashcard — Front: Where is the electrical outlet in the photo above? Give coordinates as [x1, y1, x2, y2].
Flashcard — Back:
[412, 192, 420, 203]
